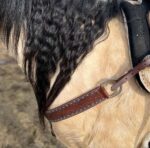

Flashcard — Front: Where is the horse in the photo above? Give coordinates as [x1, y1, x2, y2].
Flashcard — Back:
[0, 0, 150, 147]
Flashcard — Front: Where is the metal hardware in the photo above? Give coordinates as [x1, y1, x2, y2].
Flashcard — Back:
[97, 79, 122, 98]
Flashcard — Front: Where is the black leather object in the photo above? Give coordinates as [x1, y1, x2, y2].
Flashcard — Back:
[121, 0, 150, 92]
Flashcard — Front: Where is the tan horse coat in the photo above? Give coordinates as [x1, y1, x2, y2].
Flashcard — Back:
[49, 16, 150, 147]
[15, 9, 150, 148]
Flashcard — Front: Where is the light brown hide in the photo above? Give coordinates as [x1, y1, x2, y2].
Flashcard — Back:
[15, 11, 150, 148]
[49, 17, 150, 148]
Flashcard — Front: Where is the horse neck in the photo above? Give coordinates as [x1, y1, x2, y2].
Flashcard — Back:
[49, 16, 135, 109]
[50, 16, 150, 147]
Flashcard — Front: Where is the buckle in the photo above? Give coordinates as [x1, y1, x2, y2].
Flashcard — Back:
[97, 79, 122, 98]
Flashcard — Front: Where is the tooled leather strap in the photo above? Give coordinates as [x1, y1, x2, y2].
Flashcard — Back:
[45, 57, 150, 122]
[45, 86, 109, 122]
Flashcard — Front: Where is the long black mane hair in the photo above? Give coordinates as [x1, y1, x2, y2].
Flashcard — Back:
[0, 0, 119, 124]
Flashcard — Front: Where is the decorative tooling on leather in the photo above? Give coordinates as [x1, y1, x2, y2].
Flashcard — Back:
[121, 0, 150, 92]
[45, 86, 108, 122]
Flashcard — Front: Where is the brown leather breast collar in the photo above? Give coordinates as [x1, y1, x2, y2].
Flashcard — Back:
[45, 56, 150, 122]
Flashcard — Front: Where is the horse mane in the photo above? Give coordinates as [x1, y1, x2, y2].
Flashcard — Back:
[0, 0, 119, 125]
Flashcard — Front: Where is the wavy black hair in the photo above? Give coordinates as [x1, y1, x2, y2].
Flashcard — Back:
[0, 0, 120, 124]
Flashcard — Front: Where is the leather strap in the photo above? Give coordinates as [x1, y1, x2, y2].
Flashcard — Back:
[111, 55, 150, 91]
[121, 0, 150, 91]
[45, 57, 150, 122]
[45, 86, 109, 122]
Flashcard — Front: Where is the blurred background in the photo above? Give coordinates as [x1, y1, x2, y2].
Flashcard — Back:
[0, 43, 65, 148]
